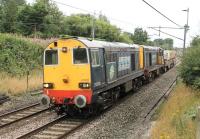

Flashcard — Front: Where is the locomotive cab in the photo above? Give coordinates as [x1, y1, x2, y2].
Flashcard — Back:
[42, 38, 92, 109]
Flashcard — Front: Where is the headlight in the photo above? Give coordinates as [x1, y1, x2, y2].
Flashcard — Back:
[43, 83, 54, 89]
[79, 83, 90, 89]
[62, 47, 68, 53]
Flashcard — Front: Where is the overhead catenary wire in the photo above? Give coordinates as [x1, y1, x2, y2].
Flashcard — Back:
[142, 0, 182, 27]
[52, 0, 91, 13]
[2, 0, 186, 43]
[52, 0, 186, 42]
[148, 26, 184, 30]
[52, 0, 137, 27]
[0, 21, 131, 34]
[1, 21, 127, 37]
[52, 0, 141, 39]
[149, 27, 183, 41]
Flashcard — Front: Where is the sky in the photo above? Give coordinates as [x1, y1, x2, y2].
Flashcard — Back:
[27, 0, 200, 48]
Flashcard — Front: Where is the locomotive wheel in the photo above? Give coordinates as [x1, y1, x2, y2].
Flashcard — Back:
[151, 72, 156, 80]
[149, 73, 153, 82]
[136, 78, 143, 89]
[113, 91, 120, 102]
[89, 105, 101, 116]
[132, 82, 137, 92]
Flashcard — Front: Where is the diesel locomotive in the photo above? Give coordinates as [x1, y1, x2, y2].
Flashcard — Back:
[41, 37, 174, 115]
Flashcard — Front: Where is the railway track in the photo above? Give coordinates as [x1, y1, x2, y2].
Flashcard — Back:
[0, 103, 49, 128]
[16, 90, 140, 139]
[6, 69, 177, 139]
[17, 75, 178, 139]
[143, 76, 178, 120]
[0, 95, 10, 105]
[17, 115, 87, 139]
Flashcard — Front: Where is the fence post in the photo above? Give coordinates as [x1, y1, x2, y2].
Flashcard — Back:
[26, 71, 29, 92]
[197, 107, 200, 139]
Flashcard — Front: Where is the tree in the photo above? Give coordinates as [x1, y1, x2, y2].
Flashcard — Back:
[154, 38, 164, 46]
[132, 28, 148, 45]
[62, 14, 92, 37]
[98, 13, 109, 23]
[62, 14, 121, 42]
[17, 1, 48, 35]
[119, 32, 133, 43]
[0, 0, 26, 33]
[153, 38, 173, 49]
[163, 38, 173, 49]
[190, 35, 200, 47]
[179, 37, 200, 89]
[95, 18, 121, 41]
[17, 0, 63, 37]
[39, 0, 63, 37]
[146, 40, 154, 46]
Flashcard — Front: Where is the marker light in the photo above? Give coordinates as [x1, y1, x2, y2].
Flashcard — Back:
[79, 83, 90, 89]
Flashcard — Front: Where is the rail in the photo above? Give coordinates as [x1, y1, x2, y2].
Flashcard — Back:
[0, 103, 49, 128]
[17, 115, 86, 139]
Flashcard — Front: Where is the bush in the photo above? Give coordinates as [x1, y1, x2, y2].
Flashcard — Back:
[179, 43, 200, 89]
[0, 33, 44, 76]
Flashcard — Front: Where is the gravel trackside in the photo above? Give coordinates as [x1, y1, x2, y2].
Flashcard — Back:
[0, 92, 41, 115]
[66, 68, 177, 139]
[0, 68, 177, 139]
[0, 110, 58, 139]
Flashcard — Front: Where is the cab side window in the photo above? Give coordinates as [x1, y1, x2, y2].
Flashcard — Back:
[91, 50, 100, 66]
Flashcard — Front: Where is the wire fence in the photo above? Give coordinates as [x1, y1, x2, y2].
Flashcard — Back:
[197, 107, 200, 139]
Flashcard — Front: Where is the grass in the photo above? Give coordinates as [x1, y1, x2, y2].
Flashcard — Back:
[0, 33, 57, 96]
[0, 33, 44, 76]
[26, 37, 57, 48]
[1, 33, 56, 48]
[0, 70, 43, 96]
[151, 81, 200, 139]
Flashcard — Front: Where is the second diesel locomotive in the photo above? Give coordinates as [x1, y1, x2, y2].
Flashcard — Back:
[41, 37, 173, 115]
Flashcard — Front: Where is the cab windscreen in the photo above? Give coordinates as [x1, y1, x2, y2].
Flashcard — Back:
[73, 48, 88, 64]
[45, 49, 58, 65]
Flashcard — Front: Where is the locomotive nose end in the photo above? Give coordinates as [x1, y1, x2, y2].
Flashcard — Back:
[40, 94, 50, 107]
[74, 95, 87, 108]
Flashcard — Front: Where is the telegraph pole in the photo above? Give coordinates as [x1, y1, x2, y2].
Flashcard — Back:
[34, 24, 37, 39]
[182, 8, 189, 54]
[159, 26, 161, 37]
[91, 12, 96, 40]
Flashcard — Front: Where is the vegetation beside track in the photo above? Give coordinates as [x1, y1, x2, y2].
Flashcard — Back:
[179, 36, 200, 89]
[151, 82, 200, 139]
[0, 33, 44, 76]
[0, 34, 44, 95]
[0, 70, 43, 95]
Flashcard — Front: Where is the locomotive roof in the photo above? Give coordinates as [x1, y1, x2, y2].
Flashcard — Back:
[58, 37, 162, 51]
[143, 45, 162, 51]
[78, 38, 140, 49]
